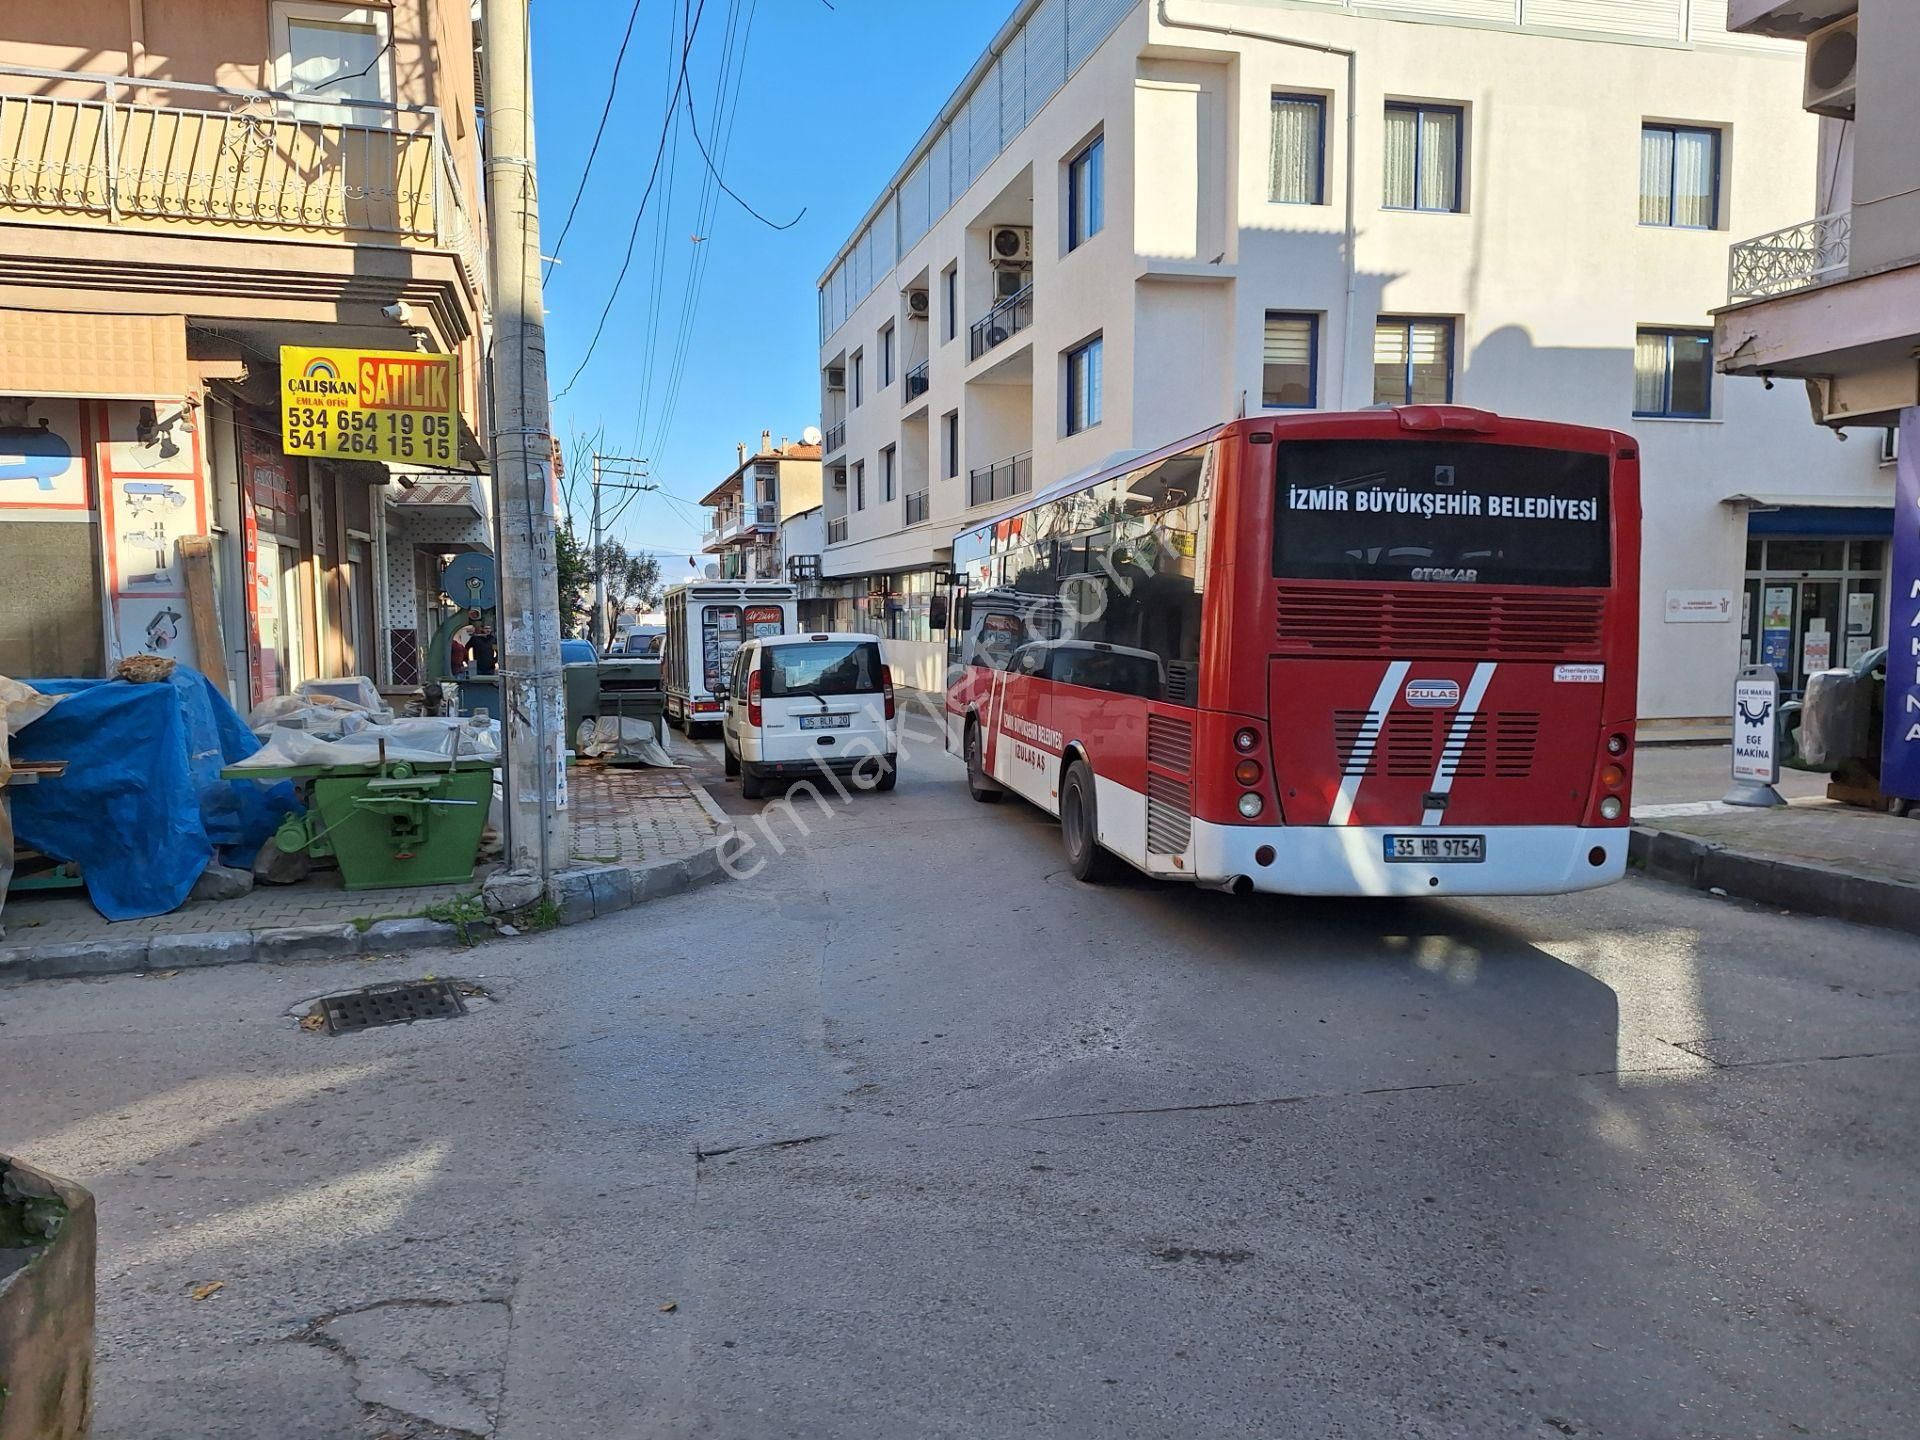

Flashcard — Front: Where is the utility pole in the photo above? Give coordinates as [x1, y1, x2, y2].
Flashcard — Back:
[587, 450, 652, 651]
[481, 0, 568, 880]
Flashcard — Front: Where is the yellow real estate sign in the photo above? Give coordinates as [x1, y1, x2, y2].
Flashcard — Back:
[280, 346, 459, 466]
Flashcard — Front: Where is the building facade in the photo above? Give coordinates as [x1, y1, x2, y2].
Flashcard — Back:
[815, 0, 1891, 719]
[698, 431, 822, 583]
[0, 0, 489, 709]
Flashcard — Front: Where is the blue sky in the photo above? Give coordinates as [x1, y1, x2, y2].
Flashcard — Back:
[533, 0, 1010, 582]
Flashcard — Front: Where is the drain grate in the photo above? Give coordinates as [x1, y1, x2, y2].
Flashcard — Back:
[320, 980, 466, 1035]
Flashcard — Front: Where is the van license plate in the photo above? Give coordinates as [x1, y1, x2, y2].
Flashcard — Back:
[1384, 834, 1484, 863]
[799, 714, 851, 730]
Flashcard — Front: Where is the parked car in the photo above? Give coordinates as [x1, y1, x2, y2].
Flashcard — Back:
[720, 633, 897, 800]
[620, 626, 665, 657]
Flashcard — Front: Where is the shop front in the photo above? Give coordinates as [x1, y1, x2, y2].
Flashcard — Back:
[1739, 508, 1893, 695]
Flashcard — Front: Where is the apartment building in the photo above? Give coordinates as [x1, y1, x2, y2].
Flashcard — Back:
[698, 431, 823, 582]
[814, 0, 1889, 720]
[0, 0, 488, 708]
[1713, 0, 1915, 711]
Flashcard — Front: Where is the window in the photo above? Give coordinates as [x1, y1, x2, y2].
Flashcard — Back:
[1383, 103, 1462, 212]
[1634, 327, 1713, 418]
[272, 3, 392, 123]
[943, 264, 958, 344]
[1373, 318, 1454, 406]
[851, 349, 864, 407]
[1069, 134, 1105, 249]
[881, 323, 896, 387]
[1066, 336, 1104, 435]
[944, 410, 960, 478]
[1269, 94, 1325, 205]
[1640, 124, 1720, 229]
[1263, 313, 1318, 409]
[854, 459, 866, 509]
[882, 444, 896, 503]
[761, 639, 884, 697]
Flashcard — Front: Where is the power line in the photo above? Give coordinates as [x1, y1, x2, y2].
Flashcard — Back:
[553, 0, 711, 401]
[680, 57, 801, 230]
[544, 0, 648, 274]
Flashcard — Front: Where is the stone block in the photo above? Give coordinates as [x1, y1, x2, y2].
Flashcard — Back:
[0, 1155, 96, 1440]
[189, 863, 254, 902]
[148, 931, 257, 970]
[256, 924, 361, 963]
[360, 918, 465, 952]
[9, 939, 151, 982]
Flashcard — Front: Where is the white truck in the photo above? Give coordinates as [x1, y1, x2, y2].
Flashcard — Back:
[661, 581, 797, 732]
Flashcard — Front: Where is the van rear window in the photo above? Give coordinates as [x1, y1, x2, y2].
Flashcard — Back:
[762, 641, 884, 697]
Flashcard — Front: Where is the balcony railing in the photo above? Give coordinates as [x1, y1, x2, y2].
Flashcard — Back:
[788, 554, 822, 582]
[0, 64, 480, 277]
[969, 284, 1034, 361]
[905, 489, 929, 524]
[827, 515, 848, 544]
[822, 419, 846, 454]
[903, 359, 930, 403]
[702, 521, 728, 549]
[968, 453, 1032, 508]
[1728, 211, 1852, 302]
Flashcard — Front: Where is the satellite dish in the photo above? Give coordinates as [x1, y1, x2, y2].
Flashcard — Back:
[801, 425, 823, 447]
[703, 562, 721, 579]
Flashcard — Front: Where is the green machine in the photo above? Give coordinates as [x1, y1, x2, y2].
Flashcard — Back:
[226, 755, 494, 890]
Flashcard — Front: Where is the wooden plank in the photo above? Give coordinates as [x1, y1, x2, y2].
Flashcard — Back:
[177, 534, 228, 692]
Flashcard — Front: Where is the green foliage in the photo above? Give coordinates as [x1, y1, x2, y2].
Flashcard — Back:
[424, 890, 488, 946]
[556, 522, 592, 639]
[594, 539, 663, 637]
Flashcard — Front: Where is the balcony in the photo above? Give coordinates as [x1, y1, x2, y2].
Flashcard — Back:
[0, 65, 483, 350]
[968, 453, 1032, 509]
[828, 516, 848, 544]
[969, 284, 1033, 361]
[747, 501, 777, 530]
[1728, 212, 1852, 302]
[903, 359, 930, 404]
[823, 419, 846, 454]
[905, 490, 929, 525]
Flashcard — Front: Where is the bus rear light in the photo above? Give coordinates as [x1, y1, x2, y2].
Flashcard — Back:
[1233, 759, 1263, 787]
[1237, 792, 1264, 819]
[747, 669, 762, 727]
[1607, 733, 1630, 756]
[1599, 796, 1623, 821]
[1601, 763, 1626, 790]
[881, 665, 896, 720]
[1232, 727, 1260, 754]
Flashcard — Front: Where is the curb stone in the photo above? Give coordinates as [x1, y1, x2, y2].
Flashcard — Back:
[0, 780, 739, 985]
[1629, 826, 1920, 935]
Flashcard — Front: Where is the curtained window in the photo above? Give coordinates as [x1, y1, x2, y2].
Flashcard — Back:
[1269, 94, 1326, 205]
[1634, 328, 1713, 417]
[1374, 318, 1454, 406]
[1640, 124, 1720, 228]
[1263, 313, 1319, 408]
[1384, 103, 1463, 212]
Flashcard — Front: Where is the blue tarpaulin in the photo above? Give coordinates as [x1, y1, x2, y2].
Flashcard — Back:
[10, 667, 297, 920]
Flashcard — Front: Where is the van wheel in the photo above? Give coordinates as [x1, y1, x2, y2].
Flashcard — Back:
[723, 743, 739, 778]
[1061, 759, 1118, 883]
[740, 765, 766, 800]
[965, 720, 1001, 804]
[874, 754, 898, 792]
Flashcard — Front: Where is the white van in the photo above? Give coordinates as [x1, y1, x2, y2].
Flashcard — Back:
[720, 633, 898, 800]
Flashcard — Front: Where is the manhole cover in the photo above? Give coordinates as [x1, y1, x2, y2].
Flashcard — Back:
[320, 980, 466, 1035]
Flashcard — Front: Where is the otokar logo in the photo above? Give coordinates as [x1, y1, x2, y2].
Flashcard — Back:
[1410, 566, 1479, 582]
[1405, 679, 1461, 709]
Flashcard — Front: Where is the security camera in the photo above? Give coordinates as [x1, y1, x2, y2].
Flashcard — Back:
[382, 301, 414, 324]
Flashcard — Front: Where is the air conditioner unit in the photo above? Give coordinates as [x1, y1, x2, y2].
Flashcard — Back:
[906, 289, 930, 317]
[989, 226, 1033, 266]
[830, 467, 847, 489]
[1804, 15, 1857, 120]
[994, 267, 1028, 301]
[826, 366, 845, 391]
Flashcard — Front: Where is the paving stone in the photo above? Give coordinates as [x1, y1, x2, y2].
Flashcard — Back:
[360, 918, 464, 952]
[256, 923, 362, 963]
[148, 931, 257, 969]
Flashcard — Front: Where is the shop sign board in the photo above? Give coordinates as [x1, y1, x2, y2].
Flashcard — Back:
[280, 346, 459, 466]
[1884, 408, 1920, 801]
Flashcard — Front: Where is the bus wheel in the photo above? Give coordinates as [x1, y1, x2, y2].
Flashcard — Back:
[1061, 759, 1118, 883]
[966, 720, 1001, 804]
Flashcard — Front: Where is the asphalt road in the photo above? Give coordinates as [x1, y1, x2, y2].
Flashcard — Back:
[2, 715, 1914, 1440]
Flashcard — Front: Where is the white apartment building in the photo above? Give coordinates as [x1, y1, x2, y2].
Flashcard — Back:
[813, 0, 1893, 723]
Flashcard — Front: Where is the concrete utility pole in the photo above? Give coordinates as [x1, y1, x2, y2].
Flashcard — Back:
[481, 0, 568, 879]
[588, 451, 653, 652]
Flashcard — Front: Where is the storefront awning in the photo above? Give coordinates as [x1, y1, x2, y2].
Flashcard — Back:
[1721, 492, 1893, 536]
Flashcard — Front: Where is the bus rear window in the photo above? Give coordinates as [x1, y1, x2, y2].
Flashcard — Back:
[1274, 440, 1612, 588]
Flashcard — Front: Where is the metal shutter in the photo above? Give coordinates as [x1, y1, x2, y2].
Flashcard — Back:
[1521, 0, 1683, 41]
[1000, 27, 1029, 144]
[1066, 0, 1135, 71]
[1025, 0, 1068, 118]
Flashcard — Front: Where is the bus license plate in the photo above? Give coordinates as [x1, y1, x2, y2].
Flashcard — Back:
[1384, 834, 1485, 863]
[799, 714, 851, 730]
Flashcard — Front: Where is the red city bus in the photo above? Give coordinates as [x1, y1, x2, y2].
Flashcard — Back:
[945, 406, 1641, 897]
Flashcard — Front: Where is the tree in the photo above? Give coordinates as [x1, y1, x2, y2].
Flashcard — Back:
[555, 521, 591, 638]
[593, 538, 662, 641]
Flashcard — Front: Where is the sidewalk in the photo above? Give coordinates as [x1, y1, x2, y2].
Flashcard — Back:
[1630, 746, 1920, 934]
[0, 757, 731, 984]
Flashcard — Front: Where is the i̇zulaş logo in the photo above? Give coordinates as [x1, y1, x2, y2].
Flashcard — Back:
[1405, 679, 1460, 709]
